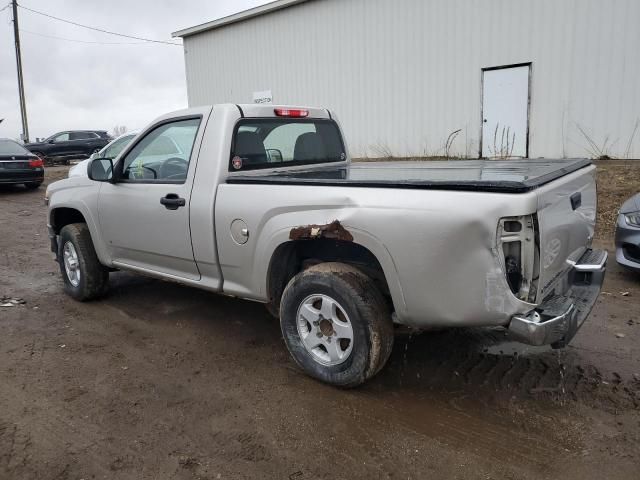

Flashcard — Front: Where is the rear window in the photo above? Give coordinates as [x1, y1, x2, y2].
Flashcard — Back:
[230, 119, 345, 171]
[0, 139, 31, 156]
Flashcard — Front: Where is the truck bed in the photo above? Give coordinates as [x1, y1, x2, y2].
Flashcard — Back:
[226, 158, 592, 193]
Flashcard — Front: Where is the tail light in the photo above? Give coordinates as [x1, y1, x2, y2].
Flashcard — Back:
[497, 215, 540, 303]
[274, 108, 309, 118]
[29, 158, 44, 168]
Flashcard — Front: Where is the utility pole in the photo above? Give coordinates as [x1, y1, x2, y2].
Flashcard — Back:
[12, 0, 29, 143]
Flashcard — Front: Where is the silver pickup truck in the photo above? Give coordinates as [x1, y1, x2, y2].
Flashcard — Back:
[45, 104, 607, 387]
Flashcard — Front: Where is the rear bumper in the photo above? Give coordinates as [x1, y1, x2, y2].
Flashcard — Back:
[0, 169, 44, 184]
[508, 249, 607, 348]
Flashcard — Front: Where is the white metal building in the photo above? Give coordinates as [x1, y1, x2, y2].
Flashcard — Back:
[173, 0, 640, 159]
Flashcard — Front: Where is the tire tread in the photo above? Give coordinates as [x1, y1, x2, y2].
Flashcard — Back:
[59, 223, 109, 301]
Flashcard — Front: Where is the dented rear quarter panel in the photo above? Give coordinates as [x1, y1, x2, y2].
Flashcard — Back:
[215, 183, 542, 327]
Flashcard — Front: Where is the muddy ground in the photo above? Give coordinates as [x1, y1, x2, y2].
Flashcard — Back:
[1, 164, 639, 480]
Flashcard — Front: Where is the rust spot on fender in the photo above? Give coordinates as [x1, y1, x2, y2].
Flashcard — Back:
[289, 220, 354, 242]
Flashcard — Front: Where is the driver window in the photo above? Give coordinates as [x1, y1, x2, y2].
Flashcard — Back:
[121, 118, 200, 183]
[53, 133, 70, 142]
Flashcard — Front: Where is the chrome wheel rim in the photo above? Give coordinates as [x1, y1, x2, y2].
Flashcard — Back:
[63, 241, 81, 287]
[296, 294, 354, 366]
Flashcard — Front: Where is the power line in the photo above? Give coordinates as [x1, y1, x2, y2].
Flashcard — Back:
[18, 3, 181, 46]
[0, 3, 11, 13]
[20, 28, 155, 45]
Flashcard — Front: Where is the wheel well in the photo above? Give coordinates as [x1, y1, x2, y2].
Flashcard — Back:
[51, 208, 87, 234]
[267, 239, 393, 315]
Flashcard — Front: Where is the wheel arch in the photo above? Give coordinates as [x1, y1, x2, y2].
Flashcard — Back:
[264, 227, 407, 319]
[50, 207, 87, 234]
[49, 204, 111, 266]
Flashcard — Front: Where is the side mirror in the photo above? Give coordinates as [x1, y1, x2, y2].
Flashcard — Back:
[48, 139, 55, 144]
[88, 158, 114, 182]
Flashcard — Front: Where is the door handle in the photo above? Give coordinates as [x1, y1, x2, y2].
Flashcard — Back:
[160, 193, 186, 210]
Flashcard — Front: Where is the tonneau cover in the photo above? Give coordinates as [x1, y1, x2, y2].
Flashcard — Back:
[226, 159, 592, 193]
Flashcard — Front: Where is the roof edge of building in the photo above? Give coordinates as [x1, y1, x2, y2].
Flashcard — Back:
[172, 0, 314, 38]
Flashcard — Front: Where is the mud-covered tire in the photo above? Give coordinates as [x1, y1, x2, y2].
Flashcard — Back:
[280, 262, 394, 387]
[58, 223, 109, 301]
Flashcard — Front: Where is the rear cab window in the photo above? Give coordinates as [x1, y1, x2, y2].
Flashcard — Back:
[230, 119, 346, 171]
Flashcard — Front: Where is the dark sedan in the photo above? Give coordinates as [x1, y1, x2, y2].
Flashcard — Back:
[24, 130, 111, 165]
[0, 138, 45, 189]
[615, 193, 640, 272]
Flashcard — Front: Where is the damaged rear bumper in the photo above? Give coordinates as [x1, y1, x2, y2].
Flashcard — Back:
[508, 249, 607, 348]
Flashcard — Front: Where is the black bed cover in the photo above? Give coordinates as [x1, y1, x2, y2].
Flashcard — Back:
[226, 158, 592, 193]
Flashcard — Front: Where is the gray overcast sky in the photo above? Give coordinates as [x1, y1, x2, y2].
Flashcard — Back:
[0, 0, 270, 141]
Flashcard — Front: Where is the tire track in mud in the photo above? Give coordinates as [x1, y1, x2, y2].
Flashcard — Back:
[385, 329, 640, 412]
[341, 391, 560, 476]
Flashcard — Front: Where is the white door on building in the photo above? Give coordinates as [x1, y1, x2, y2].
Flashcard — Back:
[481, 65, 530, 158]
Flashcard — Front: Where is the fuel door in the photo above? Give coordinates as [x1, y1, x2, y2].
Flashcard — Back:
[230, 219, 249, 245]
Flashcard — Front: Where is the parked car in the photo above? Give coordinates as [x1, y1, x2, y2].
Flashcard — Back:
[69, 131, 138, 178]
[0, 138, 44, 189]
[45, 104, 607, 387]
[615, 193, 640, 272]
[25, 130, 111, 165]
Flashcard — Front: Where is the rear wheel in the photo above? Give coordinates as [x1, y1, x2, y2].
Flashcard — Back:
[58, 223, 109, 301]
[24, 182, 42, 189]
[280, 262, 394, 387]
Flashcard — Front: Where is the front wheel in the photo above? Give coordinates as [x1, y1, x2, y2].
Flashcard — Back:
[280, 262, 394, 387]
[58, 223, 109, 301]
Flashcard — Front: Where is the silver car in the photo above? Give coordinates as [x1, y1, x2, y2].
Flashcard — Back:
[615, 193, 640, 272]
[68, 131, 138, 178]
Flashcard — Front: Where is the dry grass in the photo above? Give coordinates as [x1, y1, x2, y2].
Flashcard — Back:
[594, 160, 640, 241]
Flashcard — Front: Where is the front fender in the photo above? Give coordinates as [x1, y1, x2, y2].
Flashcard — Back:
[47, 179, 111, 266]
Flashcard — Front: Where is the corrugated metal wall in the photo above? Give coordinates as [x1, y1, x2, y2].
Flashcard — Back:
[182, 0, 640, 159]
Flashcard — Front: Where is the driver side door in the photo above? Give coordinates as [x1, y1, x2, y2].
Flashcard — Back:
[97, 117, 202, 280]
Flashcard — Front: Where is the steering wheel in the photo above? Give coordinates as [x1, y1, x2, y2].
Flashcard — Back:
[159, 157, 189, 179]
[126, 164, 157, 179]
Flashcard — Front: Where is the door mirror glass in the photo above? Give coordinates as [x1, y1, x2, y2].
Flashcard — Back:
[88, 158, 114, 182]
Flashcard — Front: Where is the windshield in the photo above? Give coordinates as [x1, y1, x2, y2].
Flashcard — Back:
[230, 119, 345, 171]
[0, 139, 31, 156]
